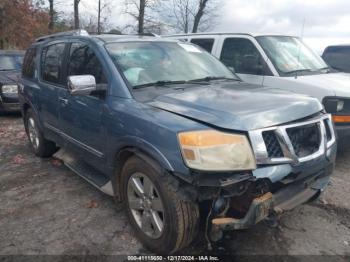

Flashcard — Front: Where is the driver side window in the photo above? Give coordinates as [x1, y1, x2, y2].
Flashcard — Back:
[220, 38, 272, 76]
[68, 43, 107, 84]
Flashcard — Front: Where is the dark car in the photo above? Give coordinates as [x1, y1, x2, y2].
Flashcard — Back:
[19, 30, 337, 254]
[0, 50, 24, 112]
[322, 45, 350, 73]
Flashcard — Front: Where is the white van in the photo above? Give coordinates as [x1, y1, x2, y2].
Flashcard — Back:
[164, 33, 350, 148]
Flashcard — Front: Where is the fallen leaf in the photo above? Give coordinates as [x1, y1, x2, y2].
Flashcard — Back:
[86, 200, 98, 209]
[50, 158, 62, 166]
[12, 154, 26, 164]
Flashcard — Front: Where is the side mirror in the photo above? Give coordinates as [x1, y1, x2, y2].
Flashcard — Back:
[68, 75, 96, 96]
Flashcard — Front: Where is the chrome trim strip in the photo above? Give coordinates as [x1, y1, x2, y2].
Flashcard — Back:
[249, 114, 336, 165]
[45, 123, 104, 158]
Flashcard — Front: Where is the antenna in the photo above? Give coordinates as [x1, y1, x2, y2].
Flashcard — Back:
[295, 18, 306, 79]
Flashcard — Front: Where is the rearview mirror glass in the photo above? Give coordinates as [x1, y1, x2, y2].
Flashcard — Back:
[68, 75, 96, 96]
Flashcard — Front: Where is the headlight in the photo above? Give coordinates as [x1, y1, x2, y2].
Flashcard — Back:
[178, 130, 256, 171]
[324, 98, 347, 113]
[324, 98, 350, 123]
[1, 85, 18, 94]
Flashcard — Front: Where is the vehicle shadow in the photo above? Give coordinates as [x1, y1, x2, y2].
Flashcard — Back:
[0, 111, 22, 118]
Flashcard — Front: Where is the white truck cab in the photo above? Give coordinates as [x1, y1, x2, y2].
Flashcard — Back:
[165, 33, 350, 148]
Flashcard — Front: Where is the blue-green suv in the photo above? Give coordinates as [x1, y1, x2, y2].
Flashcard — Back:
[19, 30, 337, 254]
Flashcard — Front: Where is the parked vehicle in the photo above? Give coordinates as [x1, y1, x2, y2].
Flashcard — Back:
[19, 30, 336, 254]
[164, 33, 350, 149]
[0, 50, 24, 112]
[322, 45, 350, 73]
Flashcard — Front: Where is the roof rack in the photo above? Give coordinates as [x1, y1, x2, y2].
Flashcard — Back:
[35, 30, 89, 42]
[139, 32, 159, 37]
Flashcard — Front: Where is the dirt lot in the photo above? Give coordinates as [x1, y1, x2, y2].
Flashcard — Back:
[1, 113, 350, 259]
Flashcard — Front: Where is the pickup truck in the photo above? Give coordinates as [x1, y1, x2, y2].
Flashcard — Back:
[164, 33, 350, 150]
[19, 30, 336, 254]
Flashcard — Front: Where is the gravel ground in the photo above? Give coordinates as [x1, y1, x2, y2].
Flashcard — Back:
[0, 113, 349, 260]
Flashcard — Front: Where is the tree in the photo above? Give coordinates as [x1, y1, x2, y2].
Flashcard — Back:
[74, 0, 81, 29]
[48, 0, 54, 31]
[98, 0, 101, 34]
[125, 0, 163, 34]
[97, 0, 113, 34]
[161, 0, 219, 33]
[0, 0, 50, 49]
[192, 0, 208, 33]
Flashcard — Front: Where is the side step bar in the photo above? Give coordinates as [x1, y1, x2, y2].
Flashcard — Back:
[53, 149, 114, 196]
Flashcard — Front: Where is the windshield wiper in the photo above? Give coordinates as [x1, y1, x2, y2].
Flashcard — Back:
[188, 76, 240, 82]
[0, 69, 15, 71]
[285, 69, 313, 75]
[318, 66, 332, 73]
[133, 80, 187, 89]
[133, 77, 240, 89]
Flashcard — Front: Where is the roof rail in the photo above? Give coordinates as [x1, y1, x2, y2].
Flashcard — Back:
[137, 33, 159, 37]
[35, 30, 89, 42]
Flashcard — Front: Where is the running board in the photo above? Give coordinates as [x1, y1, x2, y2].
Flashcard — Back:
[53, 149, 114, 196]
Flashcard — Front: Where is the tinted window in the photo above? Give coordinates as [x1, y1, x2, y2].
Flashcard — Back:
[68, 43, 106, 84]
[190, 38, 214, 52]
[22, 48, 36, 79]
[41, 43, 66, 84]
[220, 38, 271, 75]
[323, 46, 350, 72]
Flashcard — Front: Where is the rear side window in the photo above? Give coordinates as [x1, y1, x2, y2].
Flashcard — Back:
[190, 38, 214, 53]
[220, 38, 271, 75]
[323, 46, 350, 72]
[22, 48, 36, 79]
[67, 43, 107, 84]
[41, 43, 66, 85]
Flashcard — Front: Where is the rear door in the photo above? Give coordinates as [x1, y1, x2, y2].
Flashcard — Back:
[58, 41, 109, 168]
[190, 38, 215, 53]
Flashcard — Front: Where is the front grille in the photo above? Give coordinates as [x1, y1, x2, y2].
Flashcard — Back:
[250, 115, 335, 165]
[286, 123, 321, 157]
[262, 131, 284, 158]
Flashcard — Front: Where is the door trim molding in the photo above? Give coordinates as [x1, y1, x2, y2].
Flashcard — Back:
[45, 123, 104, 158]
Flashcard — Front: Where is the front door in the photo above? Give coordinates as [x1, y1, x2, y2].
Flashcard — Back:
[58, 42, 109, 168]
[218, 37, 273, 86]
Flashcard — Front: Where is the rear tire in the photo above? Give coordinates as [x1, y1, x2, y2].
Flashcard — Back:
[25, 109, 57, 157]
[120, 156, 199, 254]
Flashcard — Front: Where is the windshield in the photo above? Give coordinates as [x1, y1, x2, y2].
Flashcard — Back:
[0, 55, 23, 71]
[256, 36, 328, 76]
[105, 41, 238, 88]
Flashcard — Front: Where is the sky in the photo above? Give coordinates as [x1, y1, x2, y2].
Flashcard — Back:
[56, 0, 350, 54]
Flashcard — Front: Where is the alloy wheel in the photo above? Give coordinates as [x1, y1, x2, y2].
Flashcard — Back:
[127, 172, 165, 239]
[28, 117, 39, 150]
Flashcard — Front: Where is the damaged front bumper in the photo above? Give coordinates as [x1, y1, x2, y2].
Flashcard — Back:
[211, 158, 334, 231]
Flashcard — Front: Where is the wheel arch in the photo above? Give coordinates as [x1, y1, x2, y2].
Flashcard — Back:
[111, 141, 175, 201]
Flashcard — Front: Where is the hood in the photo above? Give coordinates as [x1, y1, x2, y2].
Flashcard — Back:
[287, 72, 350, 97]
[0, 71, 20, 85]
[148, 82, 322, 131]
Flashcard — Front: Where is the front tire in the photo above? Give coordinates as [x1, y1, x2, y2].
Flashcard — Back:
[121, 156, 199, 254]
[25, 109, 57, 157]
